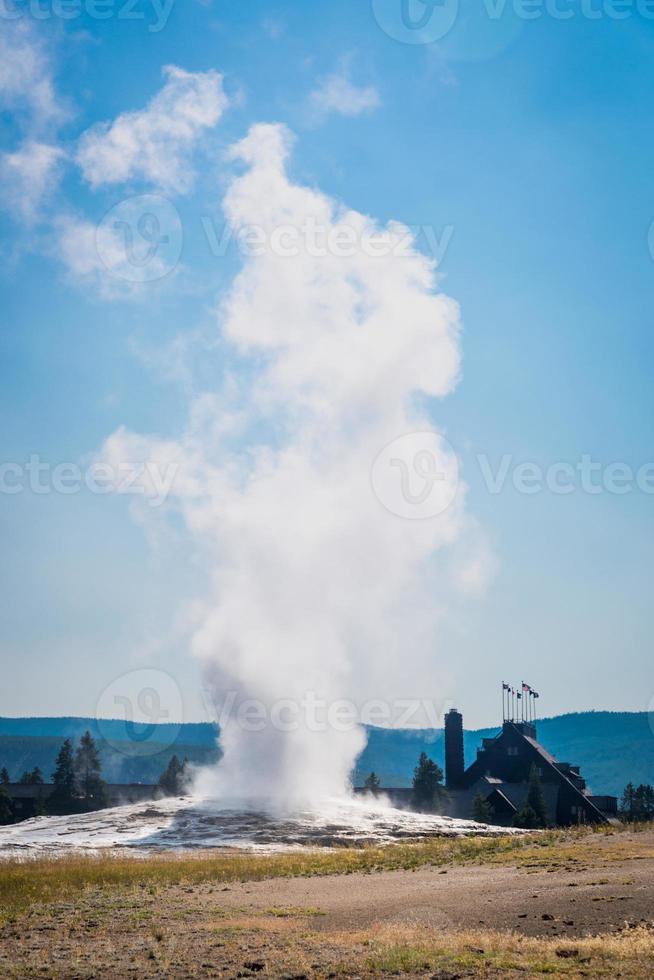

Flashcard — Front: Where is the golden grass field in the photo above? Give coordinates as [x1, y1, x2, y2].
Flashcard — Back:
[1, 823, 654, 978]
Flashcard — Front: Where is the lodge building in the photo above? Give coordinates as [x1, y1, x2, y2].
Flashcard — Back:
[441, 708, 617, 826]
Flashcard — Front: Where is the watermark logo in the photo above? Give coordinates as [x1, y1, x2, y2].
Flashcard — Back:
[0, 455, 178, 507]
[96, 668, 183, 756]
[96, 194, 182, 283]
[372, 0, 459, 44]
[200, 216, 454, 265]
[207, 690, 453, 733]
[372, 0, 654, 61]
[371, 431, 459, 520]
[0, 0, 175, 32]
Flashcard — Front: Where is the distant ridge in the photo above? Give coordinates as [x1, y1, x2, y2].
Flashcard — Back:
[0, 711, 651, 797]
[0, 716, 217, 745]
[0, 717, 220, 785]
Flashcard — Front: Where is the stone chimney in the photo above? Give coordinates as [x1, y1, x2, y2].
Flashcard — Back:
[445, 708, 465, 789]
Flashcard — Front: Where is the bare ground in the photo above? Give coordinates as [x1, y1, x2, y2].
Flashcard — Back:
[2, 828, 654, 978]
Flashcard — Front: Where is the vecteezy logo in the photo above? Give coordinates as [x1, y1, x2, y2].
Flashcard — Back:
[372, 0, 459, 45]
[96, 668, 183, 756]
[95, 194, 183, 283]
[371, 431, 459, 519]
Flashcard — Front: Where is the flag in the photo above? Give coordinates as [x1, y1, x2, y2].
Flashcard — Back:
[532, 691, 539, 699]
[502, 682, 510, 691]
[522, 682, 530, 692]
[516, 692, 522, 700]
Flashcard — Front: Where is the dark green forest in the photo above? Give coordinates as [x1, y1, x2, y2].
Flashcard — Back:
[1, 711, 652, 797]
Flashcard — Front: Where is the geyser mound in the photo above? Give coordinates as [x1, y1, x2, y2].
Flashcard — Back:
[0, 795, 521, 857]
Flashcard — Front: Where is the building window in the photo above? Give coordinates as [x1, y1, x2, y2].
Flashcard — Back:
[507, 746, 519, 757]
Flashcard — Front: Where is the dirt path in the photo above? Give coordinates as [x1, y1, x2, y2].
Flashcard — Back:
[219, 849, 652, 938]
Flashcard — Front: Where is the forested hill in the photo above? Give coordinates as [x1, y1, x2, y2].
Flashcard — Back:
[1, 711, 651, 797]
[0, 717, 220, 785]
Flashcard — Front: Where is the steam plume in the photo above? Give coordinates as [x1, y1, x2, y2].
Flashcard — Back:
[103, 123, 488, 809]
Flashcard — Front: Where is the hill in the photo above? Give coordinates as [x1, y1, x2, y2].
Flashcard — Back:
[0, 717, 219, 785]
[0, 711, 651, 797]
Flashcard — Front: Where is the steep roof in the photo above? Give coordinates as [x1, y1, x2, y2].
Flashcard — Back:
[462, 723, 607, 823]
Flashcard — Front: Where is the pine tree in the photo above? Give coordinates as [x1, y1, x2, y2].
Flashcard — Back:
[514, 765, 548, 828]
[628, 784, 654, 822]
[525, 764, 548, 827]
[19, 767, 44, 785]
[641, 784, 654, 821]
[472, 791, 493, 824]
[411, 752, 444, 811]
[364, 772, 381, 795]
[0, 784, 13, 825]
[158, 755, 189, 796]
[50, 738, 78, 813]
[0, 767, 9, 786]
[620, 782, 637, 822]
[75, 732, 107, 810]
[513, 802, 539, 829]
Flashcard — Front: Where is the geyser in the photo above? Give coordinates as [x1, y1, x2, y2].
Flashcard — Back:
[102, 122, 490, 811]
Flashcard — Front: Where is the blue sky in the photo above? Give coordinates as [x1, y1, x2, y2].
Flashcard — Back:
[1, 0, 654, 729]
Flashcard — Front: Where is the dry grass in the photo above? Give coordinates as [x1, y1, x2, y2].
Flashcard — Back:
[2, 826, 654, 978]
[355, 922, 654, 977]
[0, 825, 621, 925]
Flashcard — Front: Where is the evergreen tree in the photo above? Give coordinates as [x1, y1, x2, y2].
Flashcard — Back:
[364, 772, 381, 795]
[514, 765, 548, 829]
[158, 755, 190, 796]
[640, 784, 654, 821]
[634, 784, 654, 821]
[620, 782, 637, 821]
[513, 802, 539, 829]
[411, 752, 444, 811]
[622, 783, 654, 822]
[0, 784, 13, 825]
[75, 731, 107, 810]
[0, 767, 9, 786]
[472, 791, 493, 824]
[49, 738, 78, 813]
[19, 767, 44, 785]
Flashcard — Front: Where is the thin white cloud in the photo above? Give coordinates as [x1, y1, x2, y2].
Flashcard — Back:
[310, 66, 380, 119]
[55, 214, 178, 300]
[76, 66, 229, 193]
[0, 21, 65, 132]
[0, 141, 65, 224]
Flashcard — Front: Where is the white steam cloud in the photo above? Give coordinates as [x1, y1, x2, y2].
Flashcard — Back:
[103, 123, 489, 810]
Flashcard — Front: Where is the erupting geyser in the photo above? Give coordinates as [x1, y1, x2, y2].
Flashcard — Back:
[102, 123, 491, 812]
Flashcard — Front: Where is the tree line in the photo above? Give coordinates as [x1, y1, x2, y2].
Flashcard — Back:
[620, 782, 654, 822]
[0, 733, 192, 825]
